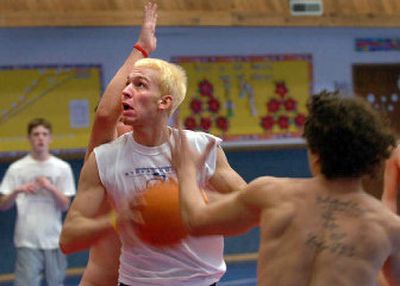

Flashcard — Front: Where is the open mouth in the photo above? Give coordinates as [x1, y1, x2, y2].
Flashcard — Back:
[122, 103, 133, 111]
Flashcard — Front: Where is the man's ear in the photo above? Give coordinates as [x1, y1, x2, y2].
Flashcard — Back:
[307, 149, 321, 176]
[158, 95, 173, 111]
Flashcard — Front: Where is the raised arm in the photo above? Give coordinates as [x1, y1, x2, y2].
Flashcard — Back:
[85, 2, 158, 160]
[382, 146, 400, 213]
[60, 153, 113, 253]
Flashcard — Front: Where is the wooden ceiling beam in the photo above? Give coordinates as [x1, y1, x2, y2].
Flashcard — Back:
[1, 11, 400, 28]
[1, 0, 400, 28]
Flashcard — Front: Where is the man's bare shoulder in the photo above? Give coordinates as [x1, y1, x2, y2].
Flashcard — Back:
[243, 176, 309, 206]
[250, 176, 306, 185]
[248, 176, 310, 192]
[363, 192, 400, 218]
[376, 200, 400, 232]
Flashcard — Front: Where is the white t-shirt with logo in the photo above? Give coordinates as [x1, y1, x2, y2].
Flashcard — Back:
[94, 129, 226, 286]
[0, 155, 76, 249]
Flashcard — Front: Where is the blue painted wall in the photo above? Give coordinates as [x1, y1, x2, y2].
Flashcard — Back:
[1, 26, 400, 92]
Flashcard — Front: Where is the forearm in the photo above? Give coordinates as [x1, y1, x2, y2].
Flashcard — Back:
[178, 172, 255, 236]
[86, 47, 147, 159]
[47, 186, 70, 211]
[95, 2, 156, 124]
[96, 49, 143, 118]
[0, 192, 18, 211]
[60, 212, 113, 254]
[177, 167, 207, 232]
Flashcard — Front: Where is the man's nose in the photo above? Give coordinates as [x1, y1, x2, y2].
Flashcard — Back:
[122, 85, 133, 99]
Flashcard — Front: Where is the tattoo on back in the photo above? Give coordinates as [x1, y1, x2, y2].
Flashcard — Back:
[305, 195, 363, 257]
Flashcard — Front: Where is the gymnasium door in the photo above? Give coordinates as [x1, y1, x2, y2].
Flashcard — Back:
[353, 64, 400, 198]
[353, 64, 400, 133]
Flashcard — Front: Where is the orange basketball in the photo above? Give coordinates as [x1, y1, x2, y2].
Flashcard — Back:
[136, 179, 188, 247]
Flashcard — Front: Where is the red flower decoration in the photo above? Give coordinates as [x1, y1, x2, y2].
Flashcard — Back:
[275, 82, 288, 98]
[278, 115, 289, 129]
[284, 98, 297, 111]
[260, 115, 275, 130]
[200, 117, 212, 131]
[184, 117, 197, 130]
[208, 98, 220, 113]
[215, 116, 229, 131]
[198, 79, 214, 97]
[295, 113, 306, 127]
[190, 98, 202, 114]
[267, 99, 281, 113]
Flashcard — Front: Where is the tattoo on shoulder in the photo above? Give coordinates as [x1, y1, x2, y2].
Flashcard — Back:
[304, 195, 364, 258]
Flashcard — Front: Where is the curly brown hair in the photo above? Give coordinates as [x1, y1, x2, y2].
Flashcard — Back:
[303, 90, 395, 179]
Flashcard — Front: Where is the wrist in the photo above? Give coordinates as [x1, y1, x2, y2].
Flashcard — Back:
[13, 188, 22, 195]
[133, 43, 149, 58]
[177, 166, 196, 180]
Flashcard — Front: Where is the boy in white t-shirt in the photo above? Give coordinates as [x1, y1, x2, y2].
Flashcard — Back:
[0, 118, 76, 286]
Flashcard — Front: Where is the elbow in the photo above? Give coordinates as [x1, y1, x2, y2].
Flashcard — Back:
[61, 199, 71, 212]
[92, 106, 114, 128]
[59, 225, 80, 254]
[59, 241, 72, 255]
[95, 104, 112, 119]
[0, 196, 12, 211]
[0, 203, 12, 212]
[95, 104, 120, 122]
[59, 242, 77, 255]
[59, 232, 73, 254]
[59, 232, 82, 254]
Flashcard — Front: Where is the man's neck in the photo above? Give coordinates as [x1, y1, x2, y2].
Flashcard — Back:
[132, 125, 170, 147]
[317, 175, 363, 194]
[30, 151, 50, 161]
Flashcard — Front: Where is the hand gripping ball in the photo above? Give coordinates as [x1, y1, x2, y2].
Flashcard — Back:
[136, 179, 188, 247]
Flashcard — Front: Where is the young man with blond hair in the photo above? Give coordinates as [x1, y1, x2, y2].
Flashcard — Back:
[61, 47, 246, 286]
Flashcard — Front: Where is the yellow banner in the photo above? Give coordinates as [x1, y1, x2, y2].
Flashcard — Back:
[173, 55, 312, 143]
[0, 65, 102, 156]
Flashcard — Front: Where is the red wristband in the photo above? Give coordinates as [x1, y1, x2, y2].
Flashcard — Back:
[133, 44, 149, 58]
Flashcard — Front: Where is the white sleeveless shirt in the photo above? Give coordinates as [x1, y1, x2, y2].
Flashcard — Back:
[94, 129, 226, 286]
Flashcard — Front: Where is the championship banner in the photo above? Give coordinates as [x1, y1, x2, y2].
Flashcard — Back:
[172, 54, 312, 147]
[0, 65, 102, 158]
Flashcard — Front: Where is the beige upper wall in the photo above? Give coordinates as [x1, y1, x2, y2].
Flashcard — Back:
[1, 0, 400, 27]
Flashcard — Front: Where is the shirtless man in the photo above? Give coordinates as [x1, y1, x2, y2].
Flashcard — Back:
[63, 3, 157, 285]
[171, 91, 400, 286]
[382, 143, 400, 213]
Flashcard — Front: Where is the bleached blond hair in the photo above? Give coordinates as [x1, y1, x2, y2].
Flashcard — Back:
[134, 58, 187, 116]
